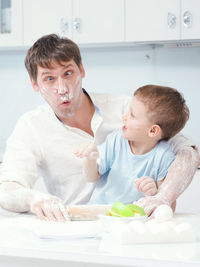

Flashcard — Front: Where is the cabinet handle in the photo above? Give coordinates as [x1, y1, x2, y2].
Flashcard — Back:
[183, 11, 192, 28]
[167, 12, 176, 29]
[73, 18, 81, 31]
[60, 18, 68, 34]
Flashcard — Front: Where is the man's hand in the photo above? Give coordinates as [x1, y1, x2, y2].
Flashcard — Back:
[135, 176, 158, 196]
[29, 195, 70, 222]
[74, 142, 99, 159]
[134, 194, 170, 217]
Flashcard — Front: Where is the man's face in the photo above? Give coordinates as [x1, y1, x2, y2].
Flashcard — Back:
[32, 59, 85, 119]
[122, 96, 153, 142]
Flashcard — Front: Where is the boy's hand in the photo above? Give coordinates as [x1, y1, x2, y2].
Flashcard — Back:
[74, 142, 99, 160]
[135, 176, 158, 196]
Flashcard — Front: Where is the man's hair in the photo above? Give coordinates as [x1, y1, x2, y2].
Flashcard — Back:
[25, 34, 82, 82]
[134, 84, 189, 140]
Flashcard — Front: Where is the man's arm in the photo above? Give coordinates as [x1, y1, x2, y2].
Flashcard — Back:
[135, 136, 200, 216]
[0, 116, 68, 221]
[159, 147, 199, 205]
[0, 181, 69, 221]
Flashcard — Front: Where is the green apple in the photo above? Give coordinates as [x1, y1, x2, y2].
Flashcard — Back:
[126, 204, 146, 216]
[111, 202, 135, 217]
[106, 209, 121, 217]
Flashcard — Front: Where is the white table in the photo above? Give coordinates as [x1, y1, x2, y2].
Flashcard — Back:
[0, 208, 200, 267]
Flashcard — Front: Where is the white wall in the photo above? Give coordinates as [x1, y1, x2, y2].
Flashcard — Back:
[0, 45, 200, 212]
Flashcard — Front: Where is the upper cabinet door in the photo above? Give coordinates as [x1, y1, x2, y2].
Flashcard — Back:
[0, 0, 23, 47]
[181, 0, 200, 40]
[125, 0, 180, 42]
[72, 0, 124, 44]
[23, 0, 72, 46]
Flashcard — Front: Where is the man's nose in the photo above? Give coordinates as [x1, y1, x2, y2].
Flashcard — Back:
[57, 77, 68, 94]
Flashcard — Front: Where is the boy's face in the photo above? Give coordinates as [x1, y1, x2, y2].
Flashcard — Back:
[122, 96, 153, 142]
[31, 59, 85, 119]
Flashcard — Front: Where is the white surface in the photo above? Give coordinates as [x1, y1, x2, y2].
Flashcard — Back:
[0, 209, 200, 266]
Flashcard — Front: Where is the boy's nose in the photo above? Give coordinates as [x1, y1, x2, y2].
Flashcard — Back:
[122, 113, 127, 121]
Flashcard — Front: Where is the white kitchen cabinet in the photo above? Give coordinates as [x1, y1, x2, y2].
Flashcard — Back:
[72, 0, 124, 44]
[181, 0, 200, 40]
[0, 0, 23, 47]
[23, 0, 72, 46]
[125, 0, 200, 43]
[3, 0, 200, 48]
[125, 0, 180, 42]
[23, 0, 124, 47]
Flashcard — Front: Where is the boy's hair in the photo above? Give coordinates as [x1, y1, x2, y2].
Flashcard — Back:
[134, 84, 189, 140]
[25, 34, 82, 82]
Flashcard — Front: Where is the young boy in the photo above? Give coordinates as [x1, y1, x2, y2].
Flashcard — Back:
[75, 85, 189, 205]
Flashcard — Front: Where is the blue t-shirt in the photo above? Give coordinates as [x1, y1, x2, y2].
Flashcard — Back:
[89, 129, 175, 204]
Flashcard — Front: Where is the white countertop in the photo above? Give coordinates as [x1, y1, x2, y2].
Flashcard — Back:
[0, 208, 200, 267]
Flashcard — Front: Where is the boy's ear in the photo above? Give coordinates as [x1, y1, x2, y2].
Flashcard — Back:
[30, 77, 40, 92]
[149, 124, 162, 138]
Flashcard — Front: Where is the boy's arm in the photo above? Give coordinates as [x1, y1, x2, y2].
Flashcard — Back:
[74, 143, 101, 182]
[135, 139, 200, 216]
[83, 157, 101, 182]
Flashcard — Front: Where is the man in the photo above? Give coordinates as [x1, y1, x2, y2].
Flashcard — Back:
[0, 34, 199, 221]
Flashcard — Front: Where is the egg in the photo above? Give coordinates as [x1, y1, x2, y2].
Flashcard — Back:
[154, 204, 173, 221]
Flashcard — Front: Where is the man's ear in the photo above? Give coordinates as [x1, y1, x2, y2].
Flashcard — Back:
[30, 77, 40, 92]
[149, 124, 162, 138]
[80, 63, 85, 78]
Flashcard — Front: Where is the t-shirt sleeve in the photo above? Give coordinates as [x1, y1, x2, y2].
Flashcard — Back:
[156, 145, 175, 182]
[97, 130, 118, 176]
